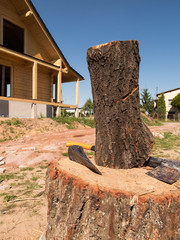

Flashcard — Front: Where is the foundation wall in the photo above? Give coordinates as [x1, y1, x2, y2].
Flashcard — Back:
[0, 100, 53, 118]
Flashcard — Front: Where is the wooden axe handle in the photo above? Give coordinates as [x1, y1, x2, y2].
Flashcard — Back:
[66, 141, 95, 151]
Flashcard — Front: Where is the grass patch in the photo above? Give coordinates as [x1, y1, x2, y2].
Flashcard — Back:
[53, 116, 95, 128]
[141, 115, 162, 126]
[153, 132, 180, 150]
[20, 167, 34, 172]
[31, 176, 38, 181]
[12, 118, 22, 126]
[4, 194, 17, 202]
[62, 152, 68, 157]
[0, 172, 19, 183]
[152, 132, 180, 158]
[85, 151, 95, 156]
[39, 165, 48, 169]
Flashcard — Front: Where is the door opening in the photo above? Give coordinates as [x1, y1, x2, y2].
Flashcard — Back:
[0, 65, 11, 97]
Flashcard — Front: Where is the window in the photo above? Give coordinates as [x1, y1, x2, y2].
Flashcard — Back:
[3, 19, 24, 53]
[168, 99, 172, 107]
[0, 65, 11, 97]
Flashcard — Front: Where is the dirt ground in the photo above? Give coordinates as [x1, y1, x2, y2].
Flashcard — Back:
[0, 119, 180, 240]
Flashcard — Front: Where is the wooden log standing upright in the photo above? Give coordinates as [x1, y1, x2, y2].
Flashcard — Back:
[87, 40, 154, 169]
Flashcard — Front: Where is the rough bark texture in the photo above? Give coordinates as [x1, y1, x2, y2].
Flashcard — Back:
[45, 162, 180, 240]
[87, 40, 154, 169]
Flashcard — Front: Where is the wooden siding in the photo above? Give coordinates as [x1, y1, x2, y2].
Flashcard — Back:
[37, 67, 52, 102]
[13, 64, 32, 99]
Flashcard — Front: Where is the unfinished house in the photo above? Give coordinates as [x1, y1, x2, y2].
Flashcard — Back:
[0, 0, 83, 118]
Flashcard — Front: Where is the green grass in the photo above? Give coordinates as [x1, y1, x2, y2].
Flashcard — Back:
[53, 116, 95, 128]
[3, 194, 17, 202]
[153, 132, 180, 151]
[20, 167, 34, 171]
[152, 132, 180, 159]
[141, 114, 162, 126]
[0, 172, 19, 183]
[62, 152, 68, 157]
[62, 150, 94, 157]
[0, 118, 22, 126]
[39, 165, 48, 169]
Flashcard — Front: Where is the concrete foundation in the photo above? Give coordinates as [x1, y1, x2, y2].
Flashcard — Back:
[0, 100, 53, 118]
[56, 106, 61, 117]
[75, 108, 79, 118]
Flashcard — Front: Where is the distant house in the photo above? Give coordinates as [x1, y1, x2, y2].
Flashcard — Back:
[0, 0, 83, 118]
[156, 87, 180, 120]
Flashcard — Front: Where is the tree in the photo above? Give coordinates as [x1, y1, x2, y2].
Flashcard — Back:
[141, 89, 154, 115]
[156, 93, 166, 120]
[82, 98, 94, 115]
[171, 93, 180, 112]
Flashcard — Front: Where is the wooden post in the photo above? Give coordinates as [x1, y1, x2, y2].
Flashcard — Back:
[75, 79, 80, 118]
[57, 60, 62, 103]
[32, 61, 37, 99]
[76, 79, 79, 105]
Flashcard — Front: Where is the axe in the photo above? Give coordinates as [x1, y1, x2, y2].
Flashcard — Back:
[66, 141, 180, 184]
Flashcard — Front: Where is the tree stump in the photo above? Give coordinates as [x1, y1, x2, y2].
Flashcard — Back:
[45, 160, 180, 240]
[87, 40, 154, 169]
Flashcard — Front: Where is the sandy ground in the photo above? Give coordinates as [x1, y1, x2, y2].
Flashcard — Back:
[0, 119, 179, 240]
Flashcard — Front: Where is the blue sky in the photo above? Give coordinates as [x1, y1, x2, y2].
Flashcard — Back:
[32, 0, 180, 107]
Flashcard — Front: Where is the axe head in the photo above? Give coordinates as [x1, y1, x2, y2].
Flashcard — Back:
[146, 165, 180, 184]
[68, 145, 102, 175]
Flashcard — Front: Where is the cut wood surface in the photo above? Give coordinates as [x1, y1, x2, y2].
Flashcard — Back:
[45, 160, 180, 240]
[87, 40, 154, 169]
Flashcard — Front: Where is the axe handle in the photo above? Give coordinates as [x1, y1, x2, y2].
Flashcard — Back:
[66, 141, 95, 151]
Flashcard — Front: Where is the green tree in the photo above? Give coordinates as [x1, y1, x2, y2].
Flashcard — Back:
[82, 98, 94, 115]
[156, 93, 166, 120]
[141, 89, 154, 115]
[171, 93, 180, 112]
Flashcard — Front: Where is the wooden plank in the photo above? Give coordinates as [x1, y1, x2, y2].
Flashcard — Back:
[0, 96, 77, 108]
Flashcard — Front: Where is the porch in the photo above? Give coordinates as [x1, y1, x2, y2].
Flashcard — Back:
[0, 45, 81, 118]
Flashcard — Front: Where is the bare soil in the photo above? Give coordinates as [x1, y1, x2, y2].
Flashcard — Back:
[0, 119, 179, 240]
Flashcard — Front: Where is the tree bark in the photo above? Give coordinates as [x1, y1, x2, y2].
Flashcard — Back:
[45, 162, 180, 240]
[87, 40, 154, 169]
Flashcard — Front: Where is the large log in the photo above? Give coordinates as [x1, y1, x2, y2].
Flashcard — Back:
[87, 40, 154, 169]
[45, 160, 180, 240]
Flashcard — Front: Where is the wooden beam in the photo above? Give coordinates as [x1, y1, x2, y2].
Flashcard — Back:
[76, 79, 79, 106]
[0, 46, 59, 71]
[25, 11, 33, 18]
[32, 61, 37, 99]
[0, 96, 77, 108]
[57, 60, 62, 103]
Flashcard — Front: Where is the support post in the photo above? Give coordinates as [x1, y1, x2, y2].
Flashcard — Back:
[75, 79, 79, 118]
[32, 61, 37, 99]
[56, 106, 61, 117]
[76, 79, 79, 106]
[57, 60, 62, 103]
[75, 108, 79, 118]
[31, 103, 37, 119]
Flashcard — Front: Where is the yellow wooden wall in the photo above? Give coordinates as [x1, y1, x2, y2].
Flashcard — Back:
[0, 0, 52, 62]
[13, 64, 32, 99]
[37, 68, 52, 102]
